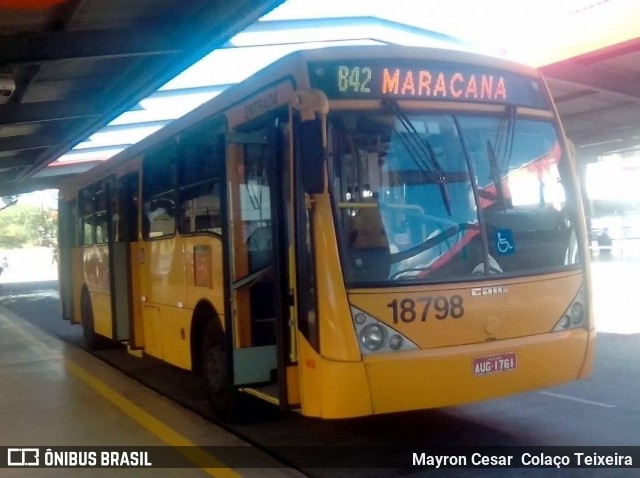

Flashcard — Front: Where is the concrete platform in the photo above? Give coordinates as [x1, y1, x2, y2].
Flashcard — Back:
[0, 307, 303, 478]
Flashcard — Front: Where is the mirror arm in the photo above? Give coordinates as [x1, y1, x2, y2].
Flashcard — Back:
[292, 89, 329, 120]
[291, 89, 330, 195]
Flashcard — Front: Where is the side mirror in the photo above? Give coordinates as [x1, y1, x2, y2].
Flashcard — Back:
[299, 118, 326, 194]
[291, 89, 329, 195]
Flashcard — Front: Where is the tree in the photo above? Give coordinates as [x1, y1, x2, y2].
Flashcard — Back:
[0, 204, 58, 248]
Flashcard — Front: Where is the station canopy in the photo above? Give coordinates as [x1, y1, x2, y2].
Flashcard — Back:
[1, 0, 640, 196]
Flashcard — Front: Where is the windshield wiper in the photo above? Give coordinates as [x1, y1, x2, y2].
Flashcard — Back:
[503, 104, 516, 168]
[486, 139, 507, 207]
[487, 104, 516, 208]
[382, 99, 452, 216]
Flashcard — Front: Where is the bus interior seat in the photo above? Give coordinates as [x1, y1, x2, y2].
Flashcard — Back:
[348, 199, 391, 280]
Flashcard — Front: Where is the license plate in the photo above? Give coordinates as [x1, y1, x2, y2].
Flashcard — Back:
[473, 352, 517, 375]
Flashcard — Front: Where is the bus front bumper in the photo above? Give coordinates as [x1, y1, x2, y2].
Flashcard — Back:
[360, 328, 594, 415]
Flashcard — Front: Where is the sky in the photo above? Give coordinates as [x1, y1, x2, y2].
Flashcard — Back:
[16, 189, 58, 209]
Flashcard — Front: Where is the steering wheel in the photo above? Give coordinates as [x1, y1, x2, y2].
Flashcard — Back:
[379, 203, 459, 229]
[390, 222, 479, 264]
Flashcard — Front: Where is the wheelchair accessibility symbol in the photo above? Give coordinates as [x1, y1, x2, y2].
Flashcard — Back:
[495, 229, 515, 255]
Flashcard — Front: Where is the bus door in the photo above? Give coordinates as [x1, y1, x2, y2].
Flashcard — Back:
[226, 125, 288, 404]
[58, 198, 77, 322]
[108, 172, 140, 344]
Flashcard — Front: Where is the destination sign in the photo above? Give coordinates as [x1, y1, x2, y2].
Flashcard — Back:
[308, 60, 549, 108]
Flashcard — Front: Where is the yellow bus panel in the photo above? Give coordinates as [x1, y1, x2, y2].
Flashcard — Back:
[348, 271, 585, 348]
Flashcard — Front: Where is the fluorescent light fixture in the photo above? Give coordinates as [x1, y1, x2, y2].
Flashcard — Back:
[108, 108, 183, 126]
[55, 8, 473, 167]
[138, 91, 221, 116]
[161, 47, 287, 90]
[229, 23, 455, 49]
[579, 138, 623, 148]
[229, 24, 376, 47]
[160, 39, 383, 91]
[56, 147, 127, 163]
[80, 125, 166, 149]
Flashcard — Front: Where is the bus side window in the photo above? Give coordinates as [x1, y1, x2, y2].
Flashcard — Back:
[178, 127, 224, 235]
[143, 140, 179, 240]
[95, 214, 108, 244]
[180, 181, 221, 234]
[81, 218, 93, 245]
[145, 192, 176, 238]
[241, 141, 273, 274]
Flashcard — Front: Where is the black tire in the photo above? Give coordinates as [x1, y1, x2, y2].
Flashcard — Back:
[202, 319, 238, 421]
[81, 290, 104, 350]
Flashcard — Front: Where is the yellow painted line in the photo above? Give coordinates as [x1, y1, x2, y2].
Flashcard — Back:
[0, 312, 241, 478]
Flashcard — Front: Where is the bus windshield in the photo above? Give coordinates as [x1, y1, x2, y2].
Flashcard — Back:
[329, 110, 582, 286]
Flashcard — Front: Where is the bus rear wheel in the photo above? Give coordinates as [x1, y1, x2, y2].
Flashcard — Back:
[202, 319, 237, 421]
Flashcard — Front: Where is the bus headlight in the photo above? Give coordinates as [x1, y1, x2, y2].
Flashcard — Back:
[388, 334, 403, 350]
[360, 324, 385, 351]
[570, 301, 584, 325]
[350, 305, 418, 355]
[553, 285, 588, 332]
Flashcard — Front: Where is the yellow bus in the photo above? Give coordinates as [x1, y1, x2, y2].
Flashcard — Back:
[58, 45, 594, 420]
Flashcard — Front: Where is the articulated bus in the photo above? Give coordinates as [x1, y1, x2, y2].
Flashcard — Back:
[58, 45, 594, 420]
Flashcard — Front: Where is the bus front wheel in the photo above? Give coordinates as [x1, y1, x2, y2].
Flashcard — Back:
[202, 319, 237, 421]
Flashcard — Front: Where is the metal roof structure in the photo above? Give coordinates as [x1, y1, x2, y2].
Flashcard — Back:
[49, 16, 465, 169]
[0, 0, 283, 195]
[1, 0, 639, 197]
[541, 38, 640, 161]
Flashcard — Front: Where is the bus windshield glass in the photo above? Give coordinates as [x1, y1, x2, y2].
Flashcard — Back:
[329, 110, 581, 286]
